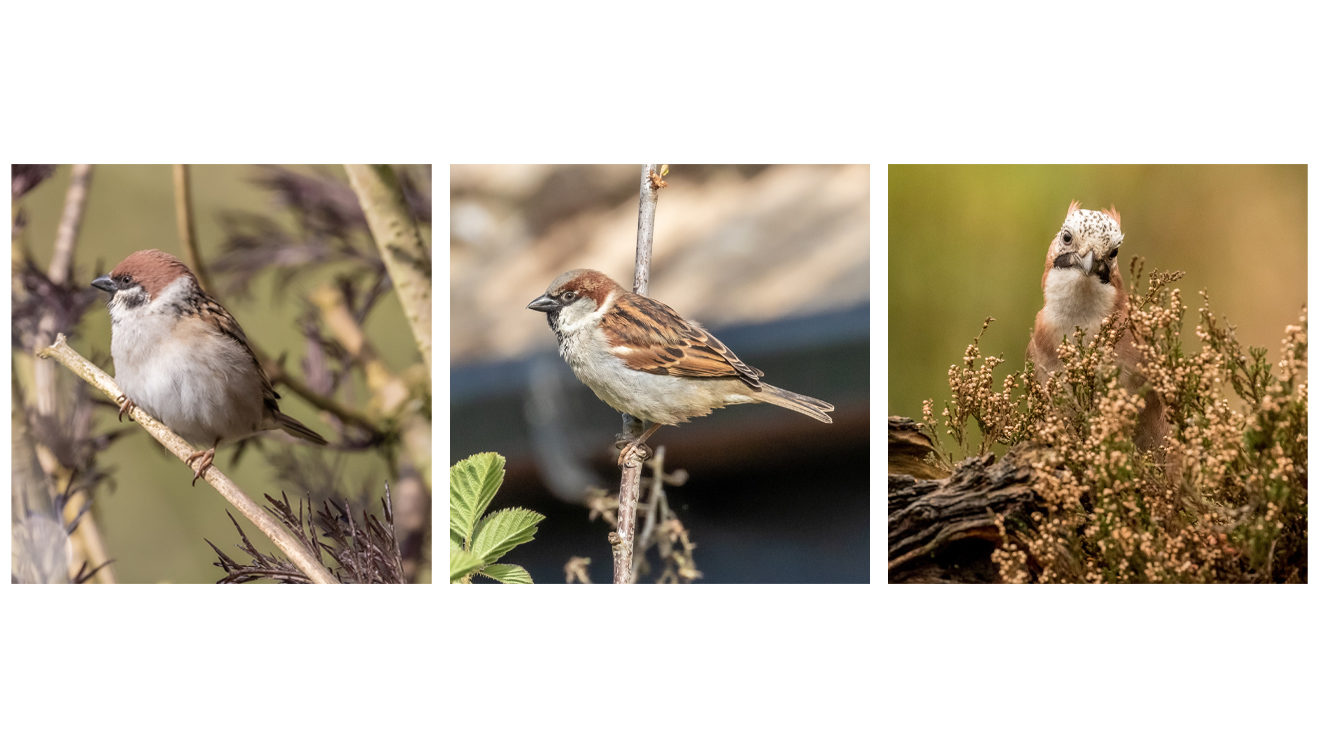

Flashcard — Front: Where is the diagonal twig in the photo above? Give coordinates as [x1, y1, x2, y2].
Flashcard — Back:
[37, 334, 339, 584]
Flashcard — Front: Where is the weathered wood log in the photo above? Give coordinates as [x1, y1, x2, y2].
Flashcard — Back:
[887, 417, 1042, 583]
[886, 416, 949, 480]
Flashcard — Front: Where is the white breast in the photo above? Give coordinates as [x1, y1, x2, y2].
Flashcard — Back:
[109, 278, 268, 445]
[1041, 268, 1117, 342]
[556, 317, 750, 425]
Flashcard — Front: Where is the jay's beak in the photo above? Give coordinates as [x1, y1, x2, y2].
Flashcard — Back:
[1053, 251, 1094, 274]
[1052, 250, 1111, 284]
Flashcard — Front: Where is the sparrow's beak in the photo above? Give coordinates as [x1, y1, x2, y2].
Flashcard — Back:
[527, 293, 558, 313]
[91, 275, 117, 295]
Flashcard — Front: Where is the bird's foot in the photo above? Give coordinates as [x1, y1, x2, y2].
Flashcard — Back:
[614, 423, 663, 467]
[116, 395, 137, 422]
[614, 437, 654, 467]
[185, 447, 216, 486]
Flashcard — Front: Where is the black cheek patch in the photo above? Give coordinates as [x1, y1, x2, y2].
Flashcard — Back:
[1097, 263, 1112, 285]
[119, 290, 148, 309]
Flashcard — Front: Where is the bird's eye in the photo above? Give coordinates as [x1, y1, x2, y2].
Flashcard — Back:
[1108, 248, 1118, 259]
[1061, 231, 1073, 245]
[561, 291, 576, 301]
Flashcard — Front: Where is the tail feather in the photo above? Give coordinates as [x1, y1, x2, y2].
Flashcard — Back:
[275, 411, 328, 445]
[754, 383, 834, 424]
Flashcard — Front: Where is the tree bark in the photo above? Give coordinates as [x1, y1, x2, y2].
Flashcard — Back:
[887, 417, 1041, 583]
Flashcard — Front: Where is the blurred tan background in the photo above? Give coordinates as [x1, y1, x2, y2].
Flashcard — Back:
[451, 164, 869, 361]
[13, 165, 430, 583]
[888, 164, 1307, 445]
[451, 164, 871, 582]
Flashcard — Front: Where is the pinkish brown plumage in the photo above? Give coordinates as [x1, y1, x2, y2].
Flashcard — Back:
[1026, 202, 1168, 451]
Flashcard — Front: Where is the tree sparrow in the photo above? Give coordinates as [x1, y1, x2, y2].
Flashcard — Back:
[92, 249, 327, 484]
[1026, 202, 1167, 450]
[527, 269, 833, 465]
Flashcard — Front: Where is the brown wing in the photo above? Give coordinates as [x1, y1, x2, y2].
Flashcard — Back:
[603, 293, 763, 391]
[198, 292, 283, 413]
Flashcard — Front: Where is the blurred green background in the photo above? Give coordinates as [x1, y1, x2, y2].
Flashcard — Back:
[888, 164, 1307, 447]
[14, 165, 426, 582]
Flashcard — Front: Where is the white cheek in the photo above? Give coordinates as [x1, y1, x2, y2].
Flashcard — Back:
[555, 291, 616, 336]
[555, 302, 597, 335]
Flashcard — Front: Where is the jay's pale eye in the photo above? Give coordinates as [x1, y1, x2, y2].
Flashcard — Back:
[1061, 231, 1073, 245]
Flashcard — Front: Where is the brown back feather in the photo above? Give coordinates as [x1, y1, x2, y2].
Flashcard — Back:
[603, 293, 763, 390]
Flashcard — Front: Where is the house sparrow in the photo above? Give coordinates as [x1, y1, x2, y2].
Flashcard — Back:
[92, 249, 327, 484]
[1026, 202, 1167, 450]
[527, 269, 833, 465]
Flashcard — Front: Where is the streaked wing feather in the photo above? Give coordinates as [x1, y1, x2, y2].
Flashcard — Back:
[605, 294, 762, 390]
[200, 293, 282, 411]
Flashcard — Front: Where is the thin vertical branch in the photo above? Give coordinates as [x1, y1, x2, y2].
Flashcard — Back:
[611, 163, 664, 584]
[630, 446, 666, 583]
[48, 164, 92, 286]
[632, 164, 659, 295]
[173, 164, 212, 293]
[35, 164, 92, 411]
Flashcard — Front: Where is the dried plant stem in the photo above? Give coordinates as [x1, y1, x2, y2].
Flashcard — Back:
[309, 284, 409, 413]
[37, 334, 339, 585]
[172, 164, 212, 293]
[612, 163, 664, 584]
[262, 354, 382, 437]
[49, 165, 91, 285]
[309, 283, 431, 483]
[344, 164, 432, 371]
[630, 446, 666, 583]
[612, 463, 643, 584]
[35, 164, 92, 410]
[29, 164, 115, 581]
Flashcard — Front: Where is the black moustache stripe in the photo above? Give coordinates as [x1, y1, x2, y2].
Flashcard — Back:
[546, 310, 564, 344]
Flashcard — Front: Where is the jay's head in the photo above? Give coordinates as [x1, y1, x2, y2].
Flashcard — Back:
[1043, 200, 1125, 290]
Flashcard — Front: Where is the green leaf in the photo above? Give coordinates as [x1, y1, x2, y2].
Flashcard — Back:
[450, 541, 485, 583]
[480, 564, 534, 584]
[450, 452, 506, 546]
[471, 507, 545, 564]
